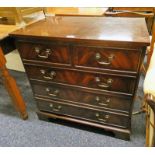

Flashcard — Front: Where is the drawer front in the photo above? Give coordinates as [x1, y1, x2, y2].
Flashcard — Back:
[36, 98, 130, 129]
[74, 46, 141, 72]
[17, 41, 71, 65]
[32, 82, 132, 113]
[25, 65, 136, 94]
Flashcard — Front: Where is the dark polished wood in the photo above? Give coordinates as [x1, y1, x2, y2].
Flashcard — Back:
[31, 81, 132, 114]
[36, 97, 130, 129]
[74, 46, 142, 72]
[37, 110, 130, 140]
[17, 41, 71, 65]
[10, 16, 150, 140]
[105, 7, 155, 35]
[10, 17, 150, 47]
[24, 65, 136, 94]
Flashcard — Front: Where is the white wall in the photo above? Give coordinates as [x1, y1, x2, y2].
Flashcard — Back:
[5, 50, 25, 72]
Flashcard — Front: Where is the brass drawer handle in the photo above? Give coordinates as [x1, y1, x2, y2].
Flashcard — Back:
[46, 88, 59, 97]
[35, 47, 51, 59]
[95, 96, 110, 106]
[95, 77, 113, 88]
[40, 69, 56, 80]
[95, 53, 114, 65]
[49, 104, 62, 112]
[95, 113, 109, 122]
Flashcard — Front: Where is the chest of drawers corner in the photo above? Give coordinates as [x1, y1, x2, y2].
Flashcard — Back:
[10, 16, 150, 140]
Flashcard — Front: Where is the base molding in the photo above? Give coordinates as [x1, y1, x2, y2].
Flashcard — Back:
[37, 110, 130, 141]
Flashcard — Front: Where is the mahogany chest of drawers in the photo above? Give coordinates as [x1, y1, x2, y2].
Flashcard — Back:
[10, 16, 150, 140]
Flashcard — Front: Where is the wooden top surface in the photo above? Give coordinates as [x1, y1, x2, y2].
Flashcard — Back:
[0, 25, 20, 40]
[10, 16, 150, 46]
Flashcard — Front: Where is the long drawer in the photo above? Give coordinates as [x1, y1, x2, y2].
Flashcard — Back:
[25, 65, 136, 94]
[32, 81, 132, 114]
[17, 41, 71, 65]
[36, 97, 130, 129]
[74, 46, 141, 73]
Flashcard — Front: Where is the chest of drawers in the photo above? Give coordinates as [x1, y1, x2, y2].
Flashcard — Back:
[10, 16, 150, 140]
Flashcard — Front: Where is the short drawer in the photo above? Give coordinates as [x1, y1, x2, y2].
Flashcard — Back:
[74, 46, 141, 72]
[17, 41, 71, 65]
[25, 65, 136, 94]
[36, 98, 130, 129]
[32, 82, 132, 113]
